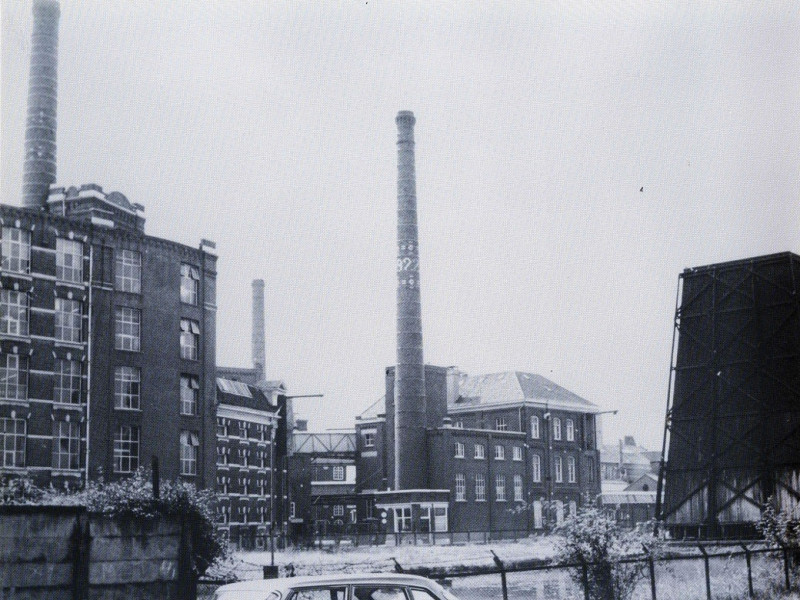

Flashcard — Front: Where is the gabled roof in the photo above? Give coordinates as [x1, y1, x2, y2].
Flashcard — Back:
[454, 371, 598, 412]
[216, 377, 276, 413]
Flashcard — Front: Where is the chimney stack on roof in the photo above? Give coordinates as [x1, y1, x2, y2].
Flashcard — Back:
[22, 0, 60, 209]
[252, 279, 266, 382]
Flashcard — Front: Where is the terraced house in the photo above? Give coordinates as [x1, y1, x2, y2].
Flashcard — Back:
[0, 187, 217, 488]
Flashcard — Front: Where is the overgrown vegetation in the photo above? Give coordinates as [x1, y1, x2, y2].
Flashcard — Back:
[0, 469, 226, 575]
[555, 508, 661, 600]
[756, 497, 800, 548]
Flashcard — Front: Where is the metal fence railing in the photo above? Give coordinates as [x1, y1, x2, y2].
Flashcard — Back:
[198, 542, 797, 600]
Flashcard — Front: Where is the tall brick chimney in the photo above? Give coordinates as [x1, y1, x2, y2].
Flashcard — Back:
[252, 279, 266, 381]
[394, 110, 427, 490]
[22, 0, 60, 209]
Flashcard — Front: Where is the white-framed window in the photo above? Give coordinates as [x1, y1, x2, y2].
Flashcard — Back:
[566, 418, 575, 442]
[1, 290, 29, 337]
[453, 420, 464, 429]
[553, 417, 562, 441]
[1, 227, 30, 273]
[332, 465, 345, 481]
[586, 456, 596, 482]
[54, 359, 81, 404]
[568, 455, 577, 483]
[1, 418, 26, 468]
[56, 238, 83, 283]
[495, 417, 507, 431]
[531, 415, 540, 439]
[52, 420, 80, 470]
[115, 249, 141, 293]
[333, 505, 344, 517]
[454, 442, 465, 458]
[454, 473, 466, 501]
[217, 446, 228, 466]
[180, 263, 200, 305]
[555, 455, 563, 483]
[363, 430, 375, 448]
[238, 421, 248, 438]
[475, 473, 486, 501]
[241, 505, 249, 524]
[474, 443, 485, 459]
[113, 425, 139, 473]
[290, 501, 296, 519]
[180, 430, 199, 475]
[0, 354, 27, 401]
[532, 453, 542, 482]
[495, 474, 506, 501]
[180, 374, 199, 415]
[217, 418, 228, 437]
[114, 366, 140, 410]
[114, 307, 140, 351]
[217, 504, 229, 524]
[241, 476, 250, 495]
[514, 474, 523, 501]
[55, 298, 82, 343]
[513, 446, 523, 461]
[494, 444, 505, 460]
[394, 507, 411, 532]
[180, 318, 200, 360]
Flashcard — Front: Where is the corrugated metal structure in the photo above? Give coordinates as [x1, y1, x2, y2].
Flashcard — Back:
[658, 252, 800, 538]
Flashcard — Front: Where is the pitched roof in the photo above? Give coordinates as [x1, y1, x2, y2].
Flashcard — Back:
[454, 371, 598, 412]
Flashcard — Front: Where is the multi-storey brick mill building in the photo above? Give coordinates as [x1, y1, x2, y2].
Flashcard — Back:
[0, 188, 217, 489]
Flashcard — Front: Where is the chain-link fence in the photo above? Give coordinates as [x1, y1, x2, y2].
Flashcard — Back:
[198, 543, 797, 600]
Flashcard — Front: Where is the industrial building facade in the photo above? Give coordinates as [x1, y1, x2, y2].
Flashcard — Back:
[355, 366, 602, 535]
[0, 188, 217, 488]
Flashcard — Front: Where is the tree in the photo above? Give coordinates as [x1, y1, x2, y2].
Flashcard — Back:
[555, 508, 659, 600]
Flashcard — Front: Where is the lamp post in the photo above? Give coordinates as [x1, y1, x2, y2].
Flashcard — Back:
[269, 394, 323, 569]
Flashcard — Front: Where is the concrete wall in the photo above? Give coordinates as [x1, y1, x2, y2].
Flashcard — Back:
[0, 505, 193, 600]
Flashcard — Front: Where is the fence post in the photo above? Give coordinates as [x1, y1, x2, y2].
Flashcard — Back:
[579, 557, 590, 600]
[491, 550, 509, 600]
[740, 544, 753, 599]
[643, 546, 657, 600]
[782, 544, 792, 592]
[698, 544, 711, 600]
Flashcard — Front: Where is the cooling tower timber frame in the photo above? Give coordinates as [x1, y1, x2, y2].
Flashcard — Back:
[658, 252, 800, 539]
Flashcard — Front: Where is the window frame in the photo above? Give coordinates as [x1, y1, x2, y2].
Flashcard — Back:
[52, 420, 80, 470]
[553, 417, 562, 441]
[56, 238, 83, 283]
[113, 425, 140, 473]
[115, 249, 142, 294]
[0, 354, 28, 401]
[512, 446, 523, 461]
[566, 418, 575, 442]
[180, 430, 199, 476]
[55, 298, 82, 343]
[0, 417, 26, 468]
[454, 441, 465, 458]
[474, 473, 486, 502]
[454, 473, 466, 501]
[474, 443, 485, 460]
[114, 366, 141, 410]
[514, 474, 523, 502]
[180, 318, 200, 360]
[180, 374, 199, 416]
[568, 455, 577, 483]
[180, 263, 200, 305]
[532, 453, 542, 482]
[0, 290, 29, 337]
[332, 465, 345, 481]
[494, 444, 505, 460]
[555, 455, 564, 483]
[114, 306, 140, 352]
[495, 473, 506, 502]
[495, 416, 507, 431]
[531, 415, 540, 439]
[54, 359, 82, 404]
[1, 227, 31, 274]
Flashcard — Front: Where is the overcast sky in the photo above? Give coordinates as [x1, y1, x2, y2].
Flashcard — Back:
[2, 1, 798, 449]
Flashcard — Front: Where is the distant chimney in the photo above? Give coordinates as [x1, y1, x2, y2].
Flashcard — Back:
[22, 0, 60, 209]
[394, 110, 427, 490]
[252, 279, 266, 381]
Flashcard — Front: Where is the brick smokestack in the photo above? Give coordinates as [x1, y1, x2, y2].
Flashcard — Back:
[252, 279, 266, 381]
[394, 110, 427, 490]
[22, 0, 60, 209]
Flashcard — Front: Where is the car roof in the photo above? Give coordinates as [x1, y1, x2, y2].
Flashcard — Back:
[217, 573, 438, 593]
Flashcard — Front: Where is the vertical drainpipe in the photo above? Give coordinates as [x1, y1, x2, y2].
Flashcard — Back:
[84, 243, 93, 484]
[199, 243, 207, 489]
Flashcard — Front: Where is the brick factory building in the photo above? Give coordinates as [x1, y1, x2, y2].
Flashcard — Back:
[215, 377, 288, 549]
[355, 366, 602, 536]
[0, 189, 217, 488]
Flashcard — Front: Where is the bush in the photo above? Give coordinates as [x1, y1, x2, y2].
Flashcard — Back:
[756, 498, 800, 548]
[0, 469, 226, 576]
[555, 508, 660, 600]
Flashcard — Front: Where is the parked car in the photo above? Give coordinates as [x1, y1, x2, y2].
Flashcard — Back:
[212, 573, 461, 600]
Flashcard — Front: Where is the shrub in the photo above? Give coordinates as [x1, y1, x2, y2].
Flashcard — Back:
[756, 498, 800, 548]
[555, 508, 660, 600]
